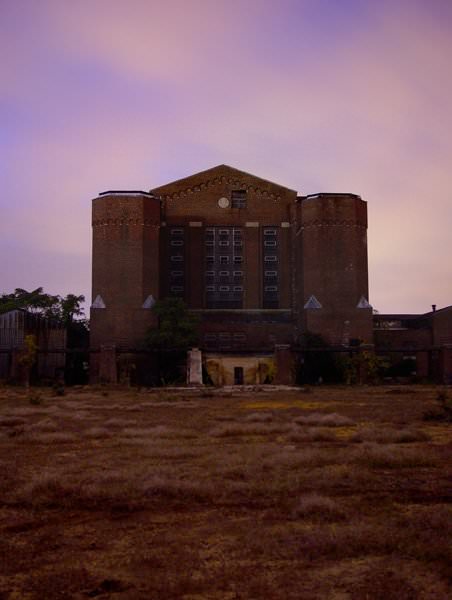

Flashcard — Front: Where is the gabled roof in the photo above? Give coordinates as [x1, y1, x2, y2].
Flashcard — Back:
[151, 164, 297, 194]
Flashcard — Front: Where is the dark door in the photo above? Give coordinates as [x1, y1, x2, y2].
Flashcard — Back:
[234, 366, 244, 385]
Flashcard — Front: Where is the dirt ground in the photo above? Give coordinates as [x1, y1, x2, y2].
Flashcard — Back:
[0, 384, 451, 599]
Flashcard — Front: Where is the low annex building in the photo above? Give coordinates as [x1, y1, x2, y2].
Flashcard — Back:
[89, 164, 452, 384]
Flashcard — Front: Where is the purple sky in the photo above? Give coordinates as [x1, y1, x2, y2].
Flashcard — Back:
[1, 0, 451, 314]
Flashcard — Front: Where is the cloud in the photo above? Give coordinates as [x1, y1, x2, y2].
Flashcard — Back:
[1, 0, 451, 311]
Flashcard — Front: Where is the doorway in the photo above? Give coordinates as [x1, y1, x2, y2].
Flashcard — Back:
[234, 366, 244, 385]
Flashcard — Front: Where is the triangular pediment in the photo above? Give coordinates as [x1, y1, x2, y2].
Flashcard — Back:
[151, 164, 297, 196]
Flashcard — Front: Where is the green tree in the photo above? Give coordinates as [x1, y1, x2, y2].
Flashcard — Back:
[145, 298, 199, 351]
[145, 298, 199, 385]
[0, 288, 85, 323]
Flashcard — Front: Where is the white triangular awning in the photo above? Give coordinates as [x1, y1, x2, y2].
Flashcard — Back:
[91, 295, 106, 309]
[142, 294, 156, 309]
[357, 296, 372, 309]
[304, 295, 322, 309]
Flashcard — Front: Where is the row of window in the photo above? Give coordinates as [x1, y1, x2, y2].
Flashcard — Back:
[171, 226, 278, 235]
[205, 228, 242, 236]
[203, 255, 279, 264]
[205, 270, 243, 277]
[205, 240, 243, 247]
[205, 333, 246, 341]
[206, 285, 244, 292]
[174, 239, 275, 247]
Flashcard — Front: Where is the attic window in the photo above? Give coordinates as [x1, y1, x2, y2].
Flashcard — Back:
[231, 190, 247, 209]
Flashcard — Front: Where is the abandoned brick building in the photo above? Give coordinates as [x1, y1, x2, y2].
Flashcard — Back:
[0, 309, 66, 382]
[90, 164, 452, 385]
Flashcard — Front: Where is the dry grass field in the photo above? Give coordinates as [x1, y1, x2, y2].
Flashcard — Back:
[0, 384, 451, 599]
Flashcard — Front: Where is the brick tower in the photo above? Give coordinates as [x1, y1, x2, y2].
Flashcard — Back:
[90, 191, 161, 356]
[295, 193, 372, 345]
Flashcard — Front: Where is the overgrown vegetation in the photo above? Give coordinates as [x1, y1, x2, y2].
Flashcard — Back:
[0, 385, 450, 598]
[145, 297, 199, 384]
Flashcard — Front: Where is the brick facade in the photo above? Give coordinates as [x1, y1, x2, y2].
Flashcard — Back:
[89, 165, 372, 382]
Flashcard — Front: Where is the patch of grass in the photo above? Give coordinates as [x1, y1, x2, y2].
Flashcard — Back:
[242, 412, 274, 423]
[210, 423, 289, 437]
[84, 427, 112, 439]
[288, 427, 338, 442]
[353, 443, 437, 469]
[28, 418, 58, 433]
[0, 417, 26, 427]
[350, 426, 430, 444]
[292, 493, 345, 521]
[294, 412, 354, 427]
[27, 432, 78, 444]
[28, 393, 42, 405]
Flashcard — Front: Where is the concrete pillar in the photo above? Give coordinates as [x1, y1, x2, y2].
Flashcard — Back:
[416, 351, 429, 379]
[273, 344, 294, 385]
[187, 348, 203, 385]
[99, 345, 117, 384]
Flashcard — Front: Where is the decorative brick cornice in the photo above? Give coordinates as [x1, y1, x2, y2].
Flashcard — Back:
[301, 219, 366, 229]
[92, 219, 160, 227]
[160, 176, 282, 202]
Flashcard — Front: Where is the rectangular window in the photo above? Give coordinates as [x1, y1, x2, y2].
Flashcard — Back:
[171, 255, 183, 262]
[233, 240, 243, 247]
[205, 240, 214, 246]
[231, 190, 247, 209]
[170, 285, 184, 292]
[171, 270, 183, 277]
[264, 270, 277, 276]
[233, 270, 243, 276]
[219, 270, 229, 276]
[206, 255, 214, 263]
[219, 229, 229, 235]
[264, 239, 277, 247]
[233, 256, 243, 264]
[219, 240, 229, 247]
[219, 256, 229, 264]
[233, 333, 246, 341]
[204, 333, 217, 341]
[233, 286, 243, 292]
[265, 286, 278, 292]
[264, 229, 277, 236]
[206, 285, 216, 292]
[219, 286, 230, 292]
[219, 332, 231, 340]
[170, 228, 184, 235]
[171, 240, 184, 246]
[264, 255, 277, 262]
[205, 271, 215, 277]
